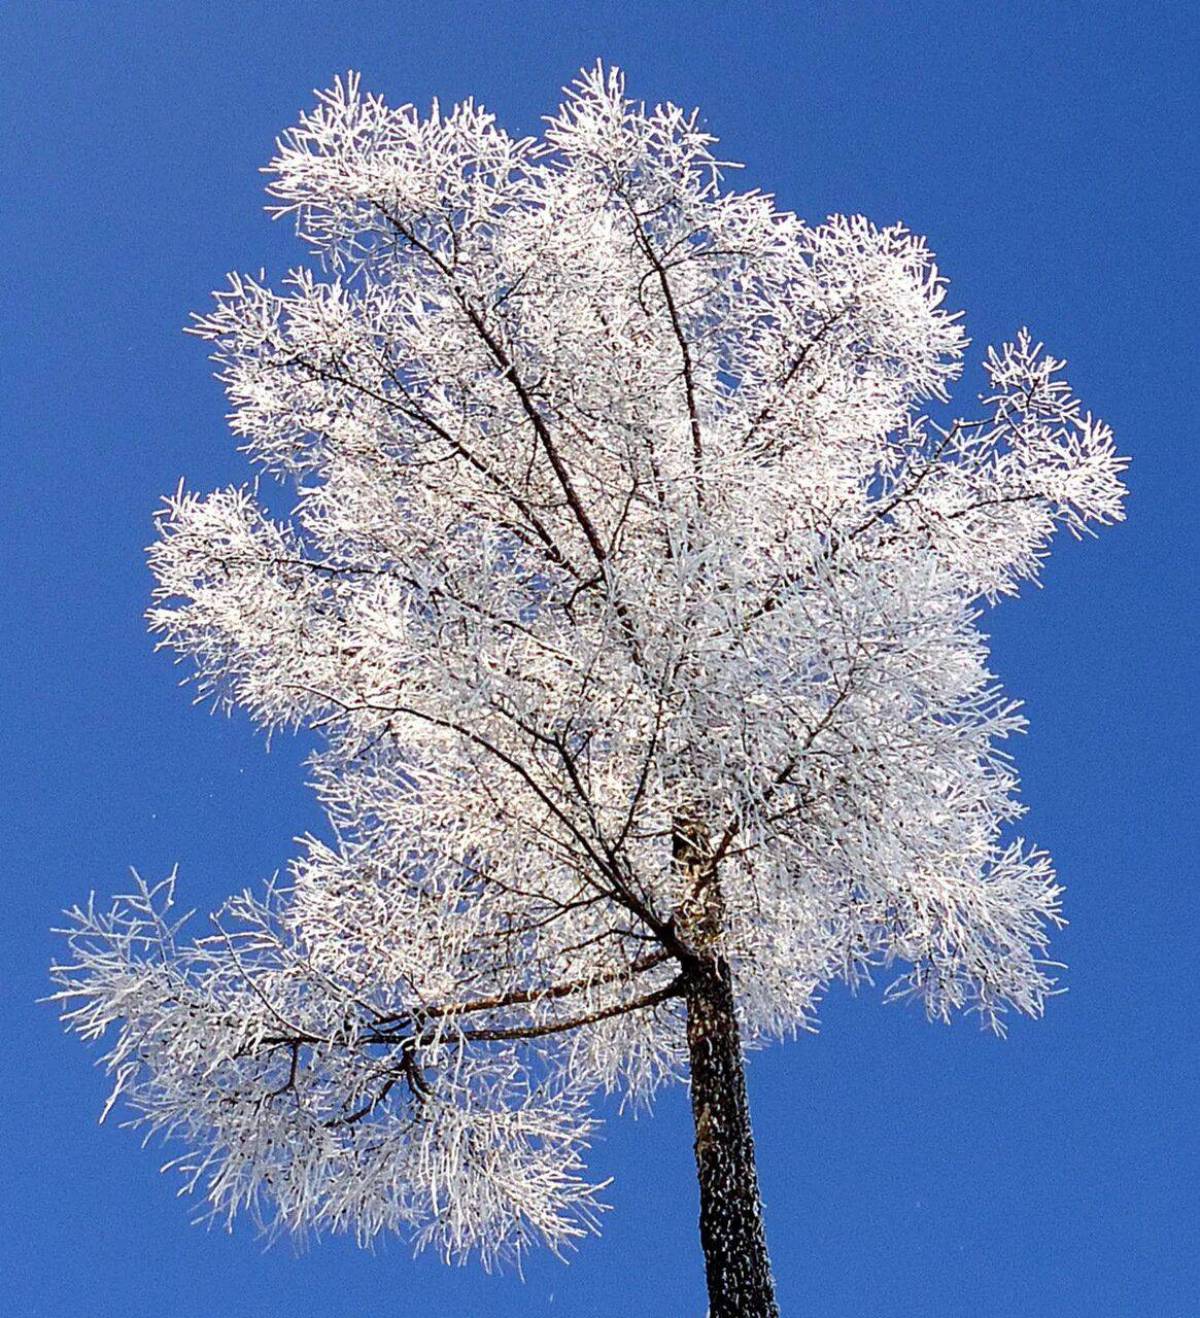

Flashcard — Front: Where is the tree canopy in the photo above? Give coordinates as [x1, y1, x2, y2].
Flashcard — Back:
[54, 66, 1125, 1275]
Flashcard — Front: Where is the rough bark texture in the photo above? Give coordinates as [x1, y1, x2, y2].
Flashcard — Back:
[675, 818, 779, 1318]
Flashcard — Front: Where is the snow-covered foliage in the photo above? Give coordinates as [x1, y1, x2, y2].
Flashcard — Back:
[53, 66, 1125, 1267]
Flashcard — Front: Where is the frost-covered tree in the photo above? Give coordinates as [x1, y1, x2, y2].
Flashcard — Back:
[53, 67, 1125, 1315]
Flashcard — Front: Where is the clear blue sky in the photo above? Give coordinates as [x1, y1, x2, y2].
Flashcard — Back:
[2, 3, 1196, 1315]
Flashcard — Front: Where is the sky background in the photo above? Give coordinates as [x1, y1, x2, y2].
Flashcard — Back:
[2, 3, 1197, 1315]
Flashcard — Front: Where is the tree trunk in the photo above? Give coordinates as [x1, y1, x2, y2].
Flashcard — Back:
[683, 958, 779, 1317]
[674, 817, 779, 1317]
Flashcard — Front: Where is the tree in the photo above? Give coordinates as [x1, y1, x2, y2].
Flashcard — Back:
[52, 66, 1126, 1315]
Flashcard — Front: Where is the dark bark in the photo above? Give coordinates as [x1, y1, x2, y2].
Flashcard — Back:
[674, 818, 779, 1317]
[684, 958, 779, 1317]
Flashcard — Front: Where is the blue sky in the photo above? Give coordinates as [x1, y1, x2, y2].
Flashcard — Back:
[2, 3, 1196, 1315]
